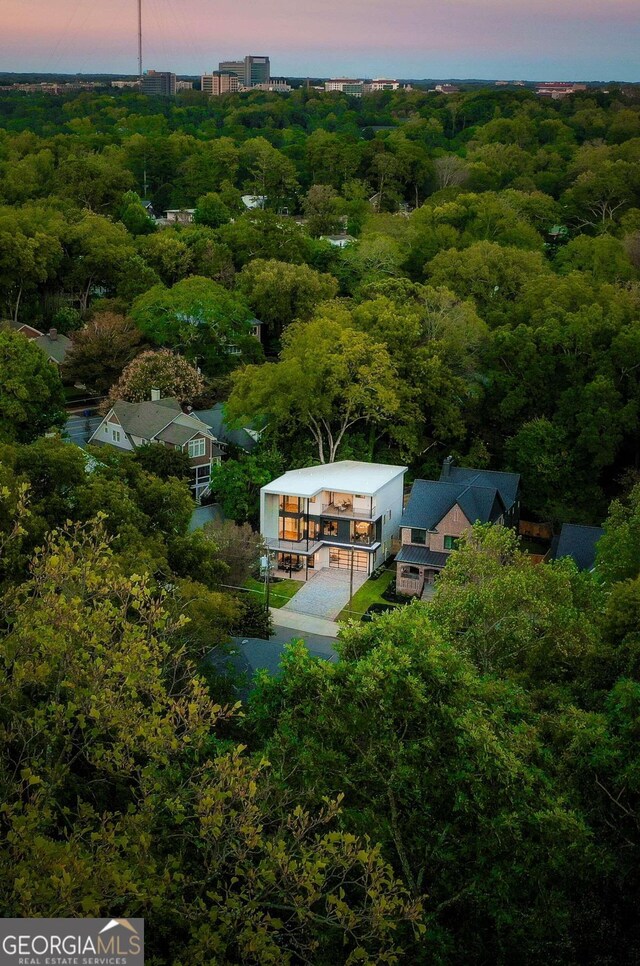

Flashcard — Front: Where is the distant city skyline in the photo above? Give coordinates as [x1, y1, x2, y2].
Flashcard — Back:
[1, 0, 639, 81]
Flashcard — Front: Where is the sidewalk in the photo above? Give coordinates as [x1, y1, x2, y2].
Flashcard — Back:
[270, 608, 341, 640]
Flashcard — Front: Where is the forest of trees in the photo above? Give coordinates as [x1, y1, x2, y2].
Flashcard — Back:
[1, 83, 640, 521]
[1, 82, 640, 962]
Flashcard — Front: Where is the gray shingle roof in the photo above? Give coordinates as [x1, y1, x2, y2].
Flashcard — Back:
[396, 546, 449, 568]
[111, 398, 182, 440]
[34, 331, 72, 365]
[550, 524, 604, 571]
[401, 479, 505, 531]
[443, 466, 520, 512]
[157, 422, 200, 446]
[195, 403, 259, 452]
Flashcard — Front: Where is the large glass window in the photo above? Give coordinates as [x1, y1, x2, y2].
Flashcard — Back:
[321, 520, 339, 538]
[411, 528, 426, 545]
[279, 495, 301, 513]
[352, 521, 374, 544]
[279, 516, 303, 541]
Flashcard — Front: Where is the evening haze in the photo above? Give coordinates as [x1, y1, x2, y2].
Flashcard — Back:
[1, 0, 639, 79]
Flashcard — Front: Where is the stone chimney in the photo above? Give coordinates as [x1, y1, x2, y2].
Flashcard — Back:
[150, 388, 161, 402]
[48, 327, 58, 341]
[441, 455, 455, 479]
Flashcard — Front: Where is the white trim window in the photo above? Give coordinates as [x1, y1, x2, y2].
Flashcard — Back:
[111, 429, 121, 443]
[187, 437, 206, 459]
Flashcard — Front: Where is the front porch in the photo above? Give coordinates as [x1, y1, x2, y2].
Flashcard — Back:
[395, 545, 449, 597]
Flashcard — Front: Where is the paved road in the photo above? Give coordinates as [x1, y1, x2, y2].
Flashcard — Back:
[282, 568, 368, 620]
[209, 627, 338, 698]
[272, 607, 341, 638]
[64, 414, 101, 448]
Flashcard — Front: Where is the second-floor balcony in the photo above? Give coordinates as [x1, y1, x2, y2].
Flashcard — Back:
[266, 536, 323, 556]
[321, 500, 376, 520]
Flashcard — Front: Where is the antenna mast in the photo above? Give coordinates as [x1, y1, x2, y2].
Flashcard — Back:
[137, 0, 143, 80]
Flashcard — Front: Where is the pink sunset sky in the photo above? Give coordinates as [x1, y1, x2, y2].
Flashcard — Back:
[1, 0, 638, 79]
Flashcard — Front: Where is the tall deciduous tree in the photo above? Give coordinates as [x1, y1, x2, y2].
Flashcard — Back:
[237, 258, 339, 340]
[228, 313, 403, 463]
[0, 521, 422, 963]
[106, 348, 205, 407]
[62, 311, 142, 394]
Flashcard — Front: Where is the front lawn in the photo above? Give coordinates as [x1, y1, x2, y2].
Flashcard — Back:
[338, 568, 399, 622]
[244, 576, 303, 608]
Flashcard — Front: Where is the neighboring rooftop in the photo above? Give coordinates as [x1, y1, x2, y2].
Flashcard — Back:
[263, 460, 407, 498]
[441, 460, 520, 512]
[195, 403, 260, 452]
[109, 398, 183, 440]
[401, 478, 505, 531]
[549, 524, 604, 571]
[8, 322, 72, 364]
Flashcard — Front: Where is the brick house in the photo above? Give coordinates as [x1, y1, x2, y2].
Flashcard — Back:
[396, 458, 520, 596]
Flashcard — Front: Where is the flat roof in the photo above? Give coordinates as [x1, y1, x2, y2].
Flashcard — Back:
[262, 460, 406, 498]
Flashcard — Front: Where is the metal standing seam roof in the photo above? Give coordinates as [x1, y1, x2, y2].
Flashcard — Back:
[396, 546, 450, 568]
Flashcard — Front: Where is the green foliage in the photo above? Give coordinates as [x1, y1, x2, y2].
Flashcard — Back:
[228, 311, 404, 463]
[0, 328, 66, 442]
[209, 446, 285, 525]
[237, 258, 339, 341]
[0, 522, 421, 963]
[194, 191, 232, 228]
[129, 276, 260, 374]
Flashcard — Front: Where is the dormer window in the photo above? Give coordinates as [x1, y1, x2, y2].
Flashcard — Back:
[187, 438, 206, 458]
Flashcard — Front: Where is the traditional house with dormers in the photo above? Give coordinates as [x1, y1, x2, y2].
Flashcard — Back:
[89, 392, 223, 500]
[396, 457, 520, 596]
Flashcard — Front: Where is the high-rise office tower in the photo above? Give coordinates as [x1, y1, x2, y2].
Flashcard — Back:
[142, 70, 176, 96]
[244, 55, 270, 87]
[218, 55, 270, 88]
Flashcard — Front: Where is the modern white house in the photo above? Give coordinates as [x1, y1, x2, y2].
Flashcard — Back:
[260, 460, 406, 579]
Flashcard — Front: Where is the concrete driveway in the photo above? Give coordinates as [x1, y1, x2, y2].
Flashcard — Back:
[282, 567, 368, 620]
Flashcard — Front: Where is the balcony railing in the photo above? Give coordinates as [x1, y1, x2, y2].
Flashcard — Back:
[266, 536, 323, 555]
[321, 502, 376, 520]
[397, 574, 424, 596]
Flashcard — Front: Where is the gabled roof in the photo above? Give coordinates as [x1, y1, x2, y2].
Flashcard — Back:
[34, 330, 72, 365]
[7, 322, 72, 364]
[550, 524, 604, 571]
[401, 479, 505, 531]
[442, 465, 520, 512]
[157, 422, 201, 446]
[109, 398, 182, 440]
